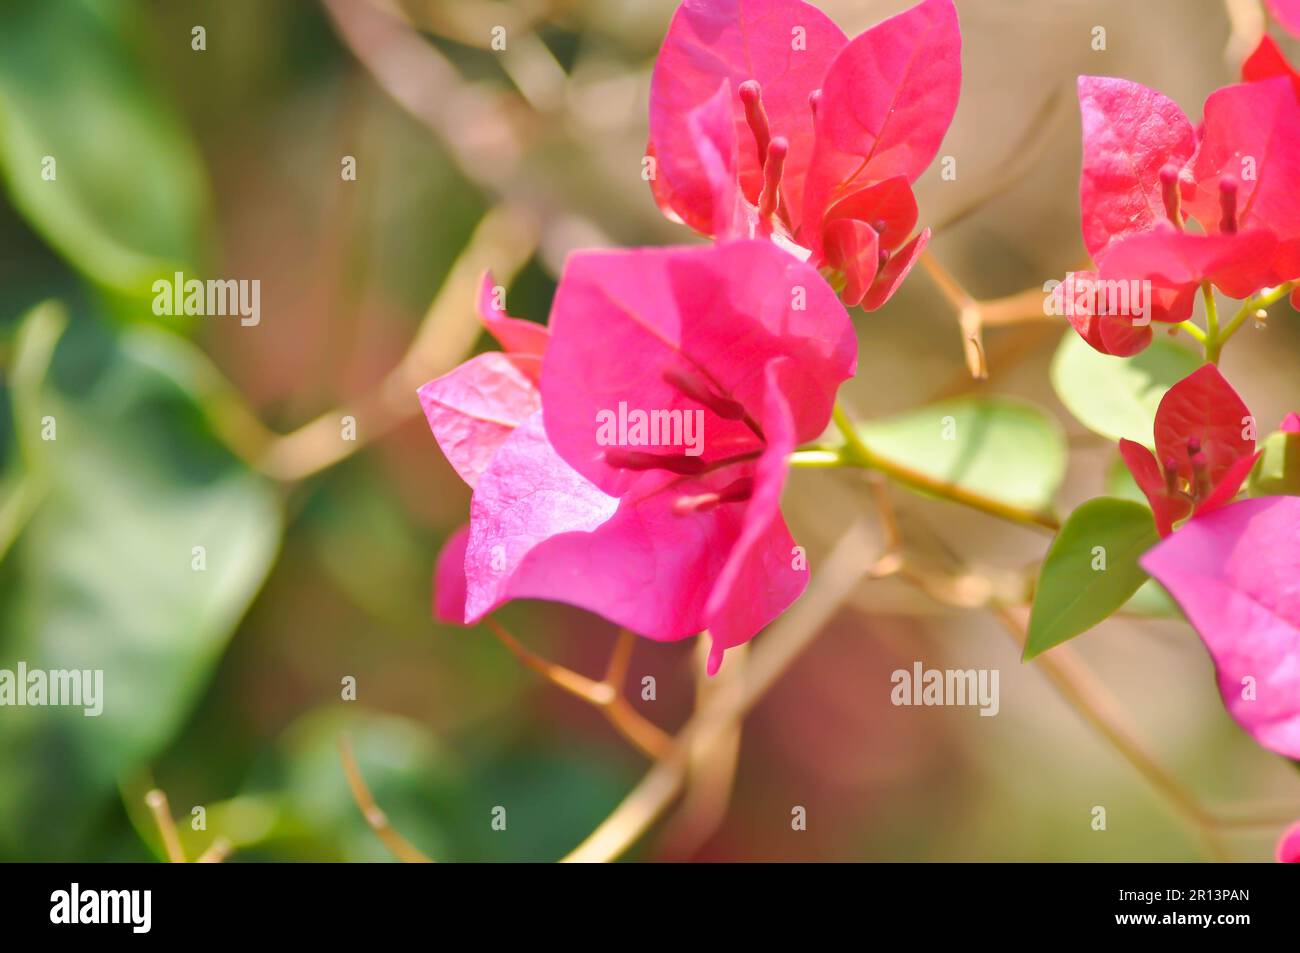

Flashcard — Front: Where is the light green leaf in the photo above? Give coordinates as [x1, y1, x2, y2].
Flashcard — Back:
[1105, 453, 1146, 505]
[1122, 577, 1181, 619]
[0, 0, 209, 305]
[1050, 331, 1199, 447]
[857, 396, 1066, 511]
[0, 313, 281, 858]
[1025, 497, 1159, 660]
[1248, 428, 1300, 498]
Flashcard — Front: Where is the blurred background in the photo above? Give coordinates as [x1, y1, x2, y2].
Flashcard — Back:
[1, 0, 1297, 862]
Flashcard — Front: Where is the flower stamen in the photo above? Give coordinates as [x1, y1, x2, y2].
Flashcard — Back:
[672, 477, 754, 515]
[758, 137, 788, 221]
[1218, 176, 1239, 234]
[1159, 164, 1183, 229]
[737, 81, 772, 168]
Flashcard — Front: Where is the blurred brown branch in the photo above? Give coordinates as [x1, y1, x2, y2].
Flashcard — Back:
[562, 519, 877, 862]
[485, 619, 677, 761]
[257, 204, 539, 481]
[856, 504, 1299, 860]
[338, 734, 434, 863]
[144, 788, 232, 864]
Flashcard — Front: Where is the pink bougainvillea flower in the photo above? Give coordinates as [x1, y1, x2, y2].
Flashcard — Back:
[1266, 0, 1300, 36]
[1065, 75, 1300, 355]
[1141, 495, 1300, 760]
[473, 270, 548, 367]
[1184, 79, 1300, 253]
[425, 240, 856, 673]
[1098, 225, 1279, 316]
[1077, 76, 1198, 261]
[1278, 821, 1300, 862]
[432, 523, 471, 624]
[1243, 34, 1300, 99]
[1117, 365, 1259, 537]
[417, 272, 547, 487]
[647, 0, 960, 309]
[420, 271, 550, 623]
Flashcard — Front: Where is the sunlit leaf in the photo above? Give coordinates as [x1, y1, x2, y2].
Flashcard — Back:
[1050, 330, 1199, 446]
[0, 0, 209, 306]
[857, 396, 1066, 511]
[1248, 428, 1300, 497]
[0, 312, 280, 858]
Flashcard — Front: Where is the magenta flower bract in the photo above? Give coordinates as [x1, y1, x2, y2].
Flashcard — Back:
[423, 241, 855, 673]
[1141, 496, 1300, 760]
[1278, 820, 1300, 862]
[418, 272, 546, 487]
[1244, 34, 1300, 99]
[1066, 75, 1300, 355]
[1117, 365, 1259, 537]
[1266, 0, 1300, 36]
[647, 0, 960, 308]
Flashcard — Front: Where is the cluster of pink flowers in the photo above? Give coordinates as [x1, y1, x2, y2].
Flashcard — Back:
[420, 0, 960, 675]
[1063, 9, 1300, 858]
[418, 0, 1300, 859]
[1064, 68, 1300, 356]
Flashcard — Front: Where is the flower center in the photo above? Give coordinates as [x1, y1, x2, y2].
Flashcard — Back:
[737, 80, 793, 231]
[1218, 176, 1239, 234]
[600, 368, 765, 515]
[1162, 436, 1212, 503]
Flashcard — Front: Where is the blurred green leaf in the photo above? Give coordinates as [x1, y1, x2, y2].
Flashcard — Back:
[265, 708, 632, 862]
[1025, 498, 1158, 660]
[1050, 331, 1199, 447]
[457, 747, 632, 862]
[0, 310, 281, 858]
[275, 708, 460, 862]
[857, 396, 1066, 511]
[1122, 577, 1181, 619]
[1104, 453, 1146, 505]
[304, 464, 433, 633]
[0, 302, 66, 561]
[1248, 428, 1300, 497]
[0, 0, 209, 307]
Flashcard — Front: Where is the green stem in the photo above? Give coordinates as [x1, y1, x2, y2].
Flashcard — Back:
[788, 449, 844, 468]
[1217, 282, 1294, 353]
[1201, 282, 1221, 364]
[1176, 321, 1206, 345]
[808, 403, 1060, 532]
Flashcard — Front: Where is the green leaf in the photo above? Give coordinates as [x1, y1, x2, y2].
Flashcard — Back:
[1050, 331, 1199, 447]
[0, 302, 67, 561]
[1248, 428, 1300, 498]
[1025, 497, 1159, 660]
[0, 0, 209, 305]
[275, 708, 459, 862]
[1104, 453, 1147, 505]
[1122, 577, 1181, 619]
[856, 396, 1066, 511]
[0, 312, 281, 858]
